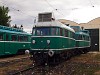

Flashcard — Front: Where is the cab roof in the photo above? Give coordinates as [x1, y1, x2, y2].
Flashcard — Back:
[34, 21, 75, 32]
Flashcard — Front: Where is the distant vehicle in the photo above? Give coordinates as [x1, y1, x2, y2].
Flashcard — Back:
[0, 25, 31, 56]
[70, 26, 90, 53]
[29, 12, 91, 64]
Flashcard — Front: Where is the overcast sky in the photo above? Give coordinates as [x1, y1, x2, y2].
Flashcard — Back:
[0, 0, 100, 33]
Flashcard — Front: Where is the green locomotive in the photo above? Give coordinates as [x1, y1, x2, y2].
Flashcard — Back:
[0, 25, 31, 56]
[71, 26, 91, 53]
[29, 12, 91, 64]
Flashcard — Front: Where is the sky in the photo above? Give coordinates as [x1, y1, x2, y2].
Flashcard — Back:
[0, 0, 100, 33]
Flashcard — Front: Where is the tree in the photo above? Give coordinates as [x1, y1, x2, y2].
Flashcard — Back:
[0, 6, 11, 26]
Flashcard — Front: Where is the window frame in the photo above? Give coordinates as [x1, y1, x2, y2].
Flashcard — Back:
[0, 33, 3, 41]
[11, 34, 17, 41]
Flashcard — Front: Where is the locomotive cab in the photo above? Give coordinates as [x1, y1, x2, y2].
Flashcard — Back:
[31, 26, 64, 56]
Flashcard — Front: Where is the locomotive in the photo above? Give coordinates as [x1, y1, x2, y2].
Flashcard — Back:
[70, 26, 90, 53]
[0, 25, 31, 56]
[29, 12, 91, 64]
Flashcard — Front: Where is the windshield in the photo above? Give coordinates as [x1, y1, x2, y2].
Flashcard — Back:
[32, 27, 59, 36]
[70, 26, 81, 32]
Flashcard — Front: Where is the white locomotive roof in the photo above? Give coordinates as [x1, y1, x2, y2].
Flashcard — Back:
[35, 21, 75, 32]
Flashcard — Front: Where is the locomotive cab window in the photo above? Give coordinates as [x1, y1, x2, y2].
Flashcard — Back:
[24, 36, 28, 41]
[0, 33, 3, 41]
[79, 35, 83, 40]
[64, 29, 68, 37]
[83, 35, 85, 40]
[34, 27, 50, 36]
[18, 35, 23, 41]
[6, 34, 9, 41]
[32, 27, 60, 36]
[85, 36, 87, 41]
[72, 32, 75, 38]
[11, 35, 17, 41]
[60, 28, 63, 36]
[76, 35, 82, 40]
[51, 28, 59, 36]
[69, 31, 73, 38]
[70, 32, 74, 38]
[32, 28, 36, 35]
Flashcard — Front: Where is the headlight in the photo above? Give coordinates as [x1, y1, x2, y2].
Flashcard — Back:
[32, 40, 35, 44]
[23, 45, 25, 47]
[25, 50, 30, 54]
[47, 40, 50, 44]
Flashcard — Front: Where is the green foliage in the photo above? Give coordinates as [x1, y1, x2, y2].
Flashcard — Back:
[0, 6, 11, 26]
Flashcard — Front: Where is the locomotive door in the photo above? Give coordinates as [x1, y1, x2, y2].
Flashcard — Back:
[86, 29, 99, 51]
[4, 33, 12, 54]
[0, 32, 5, 55]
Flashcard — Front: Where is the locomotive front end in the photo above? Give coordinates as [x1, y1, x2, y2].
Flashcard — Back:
[31, 36, 54, 57]
[30, 26, 63, 64]
[30, 27, 61, 56]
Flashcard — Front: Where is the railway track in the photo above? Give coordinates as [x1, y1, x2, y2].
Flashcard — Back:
[9, 63, 51, 75]
[0, 55, 33, 75]
[0, 55, 30, 67]
[0, 52, 99, 75]
[9, 64, 35, 75]
[0, 55, 30, 62]
[7, 54, 87, 75]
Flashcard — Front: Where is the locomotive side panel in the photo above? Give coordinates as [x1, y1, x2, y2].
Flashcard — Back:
[0, 32, 5, 55]
[0, 25, 31, 56]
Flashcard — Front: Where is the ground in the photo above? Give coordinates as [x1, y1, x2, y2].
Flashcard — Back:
[45, 52, 100, 75]
[0, 52, 100, 75]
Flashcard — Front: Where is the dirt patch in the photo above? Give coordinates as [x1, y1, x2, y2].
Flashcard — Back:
[1, 52, 100, 75]
[0, 55, 32, 75]
[46, 52, 100, 75]
[94, 70, 100, 75]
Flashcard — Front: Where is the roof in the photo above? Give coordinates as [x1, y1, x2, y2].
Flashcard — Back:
[0, 29, 31, 35]
[75, 31, 89, 36]
[0, 25, 31, 35]
[0, 25, 23, 32]
[58, 19, 79, 26]
[34, 20, 75, 32]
